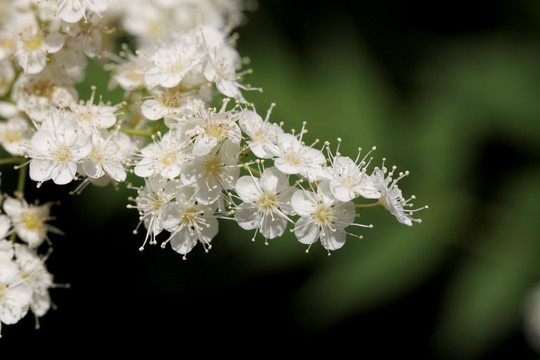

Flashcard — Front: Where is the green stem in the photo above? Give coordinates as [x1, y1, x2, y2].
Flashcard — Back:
[120, 119, 164, 138]
[355, 201, 381, 209]
[120, 128, 155, 137]
[150, 119, 164, 133]
[243, 164, 260, 177]
[239, 147, 251, 158]
[0, 156, 26, 166]
[9, 165, 27, 243]
[15, 164, 27, 199]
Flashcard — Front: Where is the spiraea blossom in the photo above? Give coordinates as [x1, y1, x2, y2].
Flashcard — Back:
[69, 89, 122, 135]
[131, 175, 177, 250]
[11, 65, 78, 123]
[15, 22, 65, 75]
[0, 116, 34, 156]
[0, 239, 57, 337]
[134, 130, 191, 179]
[181, 140, 241, 206]
[143, 32, 203, 90]
[141, 85, 212, 124]
[291, 182, 361, 253]
[182, 100, 242, 156]
[56, 0, 109, 23]
[161, 186, 219, 259]
[26, 110, 92, 186]
[0, 0, 427, 337]
[266, 122, 326, 181]
[371, 161, 428, 226]
[324, 142, 381, 202]
[0, 253, 33, 338]
[2, 197, 62, 249]
[234, 166, 295, 244]
[12, 244, 54, 326]
[238, 105, 283, 159]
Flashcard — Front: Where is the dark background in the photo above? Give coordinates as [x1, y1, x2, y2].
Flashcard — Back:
[2, 1, 540, 358]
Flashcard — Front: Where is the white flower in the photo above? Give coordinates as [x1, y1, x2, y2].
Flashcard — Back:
[0, 116, 34, 156]
[182, 140, 241, 205]
[13, 244, 53, 319]
[132, 175, 177, 250]
[161, 186, 219, 258]
[15, 25, 65, 74]
[53, 37, 88, 81]
[79, 131, 131, 183]
[27, 110, 92, 186]
[70, 88, 121, 135]
[61, 14, 103, 58]
[109, 50, 150, 91]
[0, 239, 14, 261]
[118, 1, 171, 44]
[183, 101, 242, 156]
[234, 166, 295, 243]
[325, 145, 380, 202]
[56, 0, 108, 23]
[238, 105, 284, 159]
[143, 33, 203, 89]
[199, 26, 246, 101]
[134, 131, 190, 179]
[2, 197, 62, 249]
[141, 85, 211, 124]
[371, 162, 427, 226]
[12, 65, 78, 122]
[291, 182, 358, 253]
[269, 130, 326, 180]
[0, 256, 33, 338]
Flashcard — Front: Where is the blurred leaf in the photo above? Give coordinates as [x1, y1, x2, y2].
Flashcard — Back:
[417, 39, 540, 141]
[434, 170, 540, 360]
[240, 19, 392, 152]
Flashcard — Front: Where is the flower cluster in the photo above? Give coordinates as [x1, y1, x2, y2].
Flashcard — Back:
[0, 0, 427, 336]
[0, 195, 61, 337]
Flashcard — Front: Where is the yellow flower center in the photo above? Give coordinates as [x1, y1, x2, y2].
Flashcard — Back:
[204, 156, 223, 178]
[284, 151, 301, 166]
[205, 123, 227, 140]
[24, 34, 44, 51]
[159, 151, 179, 167]
[31, 79, 54, 98]
[2, 130, 22, 143]
[257, 191, 278, 213]
[181, 205, 199, 226]
[52, 145, 72, 163]
[159, 92, 182, 108]
[151, 193, 165, 212]
[22, 210, 44, 230]
[89, 147, 104, 162]
[313, 203, 335, 227]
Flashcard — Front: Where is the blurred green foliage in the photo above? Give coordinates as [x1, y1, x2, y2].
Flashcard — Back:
[223, 3, 540, 359]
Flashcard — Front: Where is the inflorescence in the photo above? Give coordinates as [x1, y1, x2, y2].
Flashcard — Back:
[0, 0, 427, 337]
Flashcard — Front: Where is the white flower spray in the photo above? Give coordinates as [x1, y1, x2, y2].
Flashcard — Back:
[0, 0, 427, 337]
